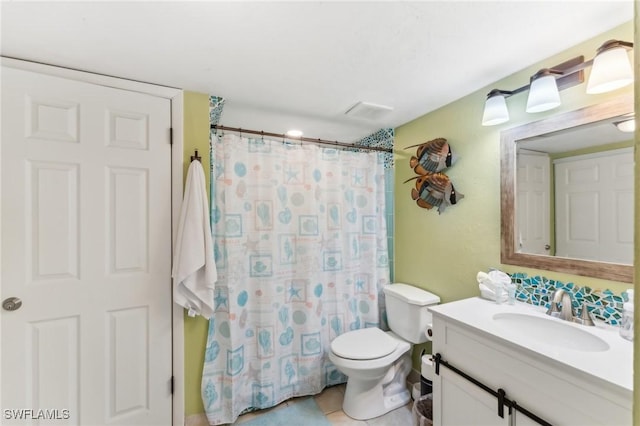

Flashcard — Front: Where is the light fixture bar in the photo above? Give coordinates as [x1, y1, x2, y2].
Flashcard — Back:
[489, 56, 585, 101]
[550, 56, 585, 90]
[481, 39, 634, 126]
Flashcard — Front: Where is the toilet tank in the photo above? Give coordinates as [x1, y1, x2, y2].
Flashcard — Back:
[383, 283, 440, 344]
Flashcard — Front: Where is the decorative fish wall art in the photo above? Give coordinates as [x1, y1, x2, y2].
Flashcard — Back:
[404, 173, 463, 214]
[406, 137, 456, 174]
[404, 138, 464, 214]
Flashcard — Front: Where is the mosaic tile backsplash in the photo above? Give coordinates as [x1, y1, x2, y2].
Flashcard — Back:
[510, 272, 631, 326]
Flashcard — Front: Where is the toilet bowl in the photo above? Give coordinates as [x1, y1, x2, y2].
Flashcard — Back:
[329, 328, 412, 420]
[328, 283, 440, 420]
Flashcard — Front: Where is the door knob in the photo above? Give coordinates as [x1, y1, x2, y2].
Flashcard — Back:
[2, 297, 22, 311]
[544, 244, 551, 250]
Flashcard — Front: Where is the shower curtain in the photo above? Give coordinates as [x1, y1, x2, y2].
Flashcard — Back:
[202, 133, 390, 425]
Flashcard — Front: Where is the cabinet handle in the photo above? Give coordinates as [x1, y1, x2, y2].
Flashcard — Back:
[497, 388, 506, 418]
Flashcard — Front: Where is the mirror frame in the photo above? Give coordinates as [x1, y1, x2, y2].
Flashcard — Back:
[500, 93, 634, 283]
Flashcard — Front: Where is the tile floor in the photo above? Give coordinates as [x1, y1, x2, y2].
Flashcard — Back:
[232, 384, 415, 426]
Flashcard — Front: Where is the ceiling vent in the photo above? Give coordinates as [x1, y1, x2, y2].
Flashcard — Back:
[344, 101, 393, 120]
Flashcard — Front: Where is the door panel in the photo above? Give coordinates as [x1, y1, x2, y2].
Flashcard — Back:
[29, 161, 80, 280]
[108, 306, 149, 420]
[29, 316, 81, 418]
[555, 149, 634, 264]
[108, 167, 149, 273]
[516, 151, 550, 255]
[1, 66, 173, 426]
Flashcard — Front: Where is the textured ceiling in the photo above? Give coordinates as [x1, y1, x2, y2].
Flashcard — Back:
[1, 1, 633, 141]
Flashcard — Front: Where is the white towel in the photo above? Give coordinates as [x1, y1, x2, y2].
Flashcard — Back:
[477, 271, 510, 302]
[172, 160, 217, 319]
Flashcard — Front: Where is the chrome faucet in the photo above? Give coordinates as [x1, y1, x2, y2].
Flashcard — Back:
[546, 289, 575, 322]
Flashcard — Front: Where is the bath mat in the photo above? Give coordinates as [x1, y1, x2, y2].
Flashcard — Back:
[239, 398, 331, 426]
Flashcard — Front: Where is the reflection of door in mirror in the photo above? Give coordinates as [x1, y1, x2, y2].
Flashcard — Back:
[501, 94, 634, 282]
[516, 150, 551, 255]
[554, 148, 634, 264]
[515, 112, 635, 264]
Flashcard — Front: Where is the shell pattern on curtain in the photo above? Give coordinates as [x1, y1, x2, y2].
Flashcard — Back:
[202, 133, 390, 425]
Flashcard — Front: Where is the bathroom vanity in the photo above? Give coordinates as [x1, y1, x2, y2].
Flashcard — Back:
[429, 297, 633, 426]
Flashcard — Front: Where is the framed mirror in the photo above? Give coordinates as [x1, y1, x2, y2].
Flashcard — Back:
[501, 93, 634, 283]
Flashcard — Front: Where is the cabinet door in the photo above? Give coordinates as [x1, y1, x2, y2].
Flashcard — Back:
[434, 367, 510, 426]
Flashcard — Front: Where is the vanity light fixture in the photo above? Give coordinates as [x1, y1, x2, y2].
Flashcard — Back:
[482, 39, 634, 126]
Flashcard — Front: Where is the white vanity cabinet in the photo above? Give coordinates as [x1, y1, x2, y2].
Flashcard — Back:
[429, 298, 633, 426]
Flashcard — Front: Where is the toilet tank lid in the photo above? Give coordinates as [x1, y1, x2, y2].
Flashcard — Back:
[383, 283, 440, 306]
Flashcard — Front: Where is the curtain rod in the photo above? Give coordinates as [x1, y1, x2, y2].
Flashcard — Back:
[211, 124, 393, 153]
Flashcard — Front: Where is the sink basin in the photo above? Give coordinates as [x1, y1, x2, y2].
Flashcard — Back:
[492, 312, 610, 352]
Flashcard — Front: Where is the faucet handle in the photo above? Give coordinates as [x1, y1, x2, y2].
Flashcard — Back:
[545, 304, 559, 316]
[545, 291, 561, 317]
[573, 302, 596, 326]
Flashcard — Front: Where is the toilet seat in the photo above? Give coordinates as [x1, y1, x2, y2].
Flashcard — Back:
[331, 328, 398, 360]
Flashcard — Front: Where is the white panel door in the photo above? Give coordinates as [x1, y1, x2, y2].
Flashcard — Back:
[516, 150, 551, 255]
[1, 67, 173, 425]
[555, 149, 634, 264]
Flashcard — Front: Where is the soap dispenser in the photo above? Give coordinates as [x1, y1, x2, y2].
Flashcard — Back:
[620, 289, 634, 341]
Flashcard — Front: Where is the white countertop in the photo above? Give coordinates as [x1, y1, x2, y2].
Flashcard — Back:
[429, 297, 633, 392]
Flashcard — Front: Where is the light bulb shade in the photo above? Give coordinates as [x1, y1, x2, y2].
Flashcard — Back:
[614, 118, 635, 133]
[526, 74, 561, 113]
[586, 46, 633, 94]
[482, 93, 509, 126]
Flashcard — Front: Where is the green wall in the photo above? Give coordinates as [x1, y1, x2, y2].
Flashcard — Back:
[182, 91, 210, 416]
[394, 22, 635, 368]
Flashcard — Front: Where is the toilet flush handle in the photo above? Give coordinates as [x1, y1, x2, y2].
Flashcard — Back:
[425, 325, 433, 340]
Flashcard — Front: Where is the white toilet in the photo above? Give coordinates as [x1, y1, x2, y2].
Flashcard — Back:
[328, 283, 440, 420]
